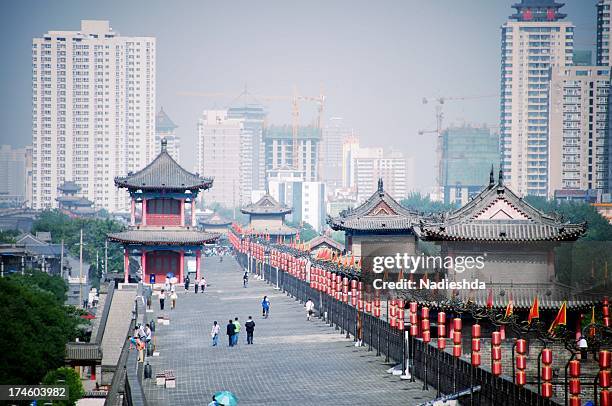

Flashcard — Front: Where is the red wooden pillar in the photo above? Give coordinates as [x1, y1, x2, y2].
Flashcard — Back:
[191, 201, 196, 227]
[130, 199, 135, 226]
[90, 364, 96, 381]
[179, 250, 184, 284]
[141, 250, 147, 283]
[196, 250, 201, 280]
[180, 199, 185, 227]
[124, 249, 129, 283]
[142, 199, 148, 226]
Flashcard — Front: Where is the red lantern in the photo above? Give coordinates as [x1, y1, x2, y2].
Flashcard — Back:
[410, 325, 418, 336]
[471, 339, 481, 352]
[569, 360, 581, 377]
[437, 311, 446, 324]
[492, 362, 502, 376]
[516, 339, 527, 354]
[390, 317, 396, 328]
[453, 345, 462, 357]
[422, 330, 431, 343]
[471, 324, 481, 338]
[516, 370, 526, 386]
[492, 331, 501, 346]
[541, 366, 553, 381]
[437, 337, 446, 349]
[599, 370, 610, 388]
[601, 350, 611, 369]
[541, 382, 553, 398]
[569, 379, 581, 395]
[409, 302, 417, 313]
[421, 307, 429, 319]
[421, 319, 430, 331]
[453, 318, 462, 332]
[516, 355, 526, 370]
[471, 352, 481, 367]
[410, 314, 418, 325]
[600, 390, 609, 406]
[541, 348, 552, 364]
[492, 347, 502, 361]
[453, 331, 462, 344]
[437, 324, 446, 338]
[397, 319, 404, 331]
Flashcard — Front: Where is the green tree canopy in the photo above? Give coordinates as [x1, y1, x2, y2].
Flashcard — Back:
[0, 274, 81, 385]
[42, 367, 84, 406]
[400, 192, 457, 214]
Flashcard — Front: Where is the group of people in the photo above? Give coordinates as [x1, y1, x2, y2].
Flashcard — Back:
[130, 323, 153, 361]
[210, 316, 256, 346]
[184, 275, 208, 294]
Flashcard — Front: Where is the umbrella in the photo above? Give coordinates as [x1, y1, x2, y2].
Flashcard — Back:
[213, 391, 238, 406]
[166, 272, 175, 278]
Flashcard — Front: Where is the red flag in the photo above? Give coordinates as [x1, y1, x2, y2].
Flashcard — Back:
[548, 301, 567, 333]
[486, 288, 493, 309]
[528, 297, 539, 324]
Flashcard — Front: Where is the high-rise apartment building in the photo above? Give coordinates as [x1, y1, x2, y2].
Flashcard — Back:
[549, 66, 611, 194]
[321, 117, 352, 194]
[196, 105, 267, 209]
[32, 20, 155, 211]
[0, 145, 28, 206]
[264, 125, 320, 182]
[441, 126, 500, 206]
[597, 0, 612, 66]
[155, 107, 180, 163]
[499, 0, 573, 197]
[197, 110, 244, 208]
[228, 104, 266, 192]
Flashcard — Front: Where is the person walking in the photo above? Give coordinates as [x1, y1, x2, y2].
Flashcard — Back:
[305, 298, 315, 321]
[226, 319, 235, 347]
[159, 289, 167, 311]
[211, 321, 220, 346]
[184, 275, 190, 293]
[200, 277, 206, 293]
[262, 296, 270, 318]
[578, 336, 588, 361]
[243, 271, 249, 288]
[245, 316, 255, 344]
[164, 278, 171, 293]
[195, 277, 200, 294]
[232, 317, 241, 346]
[170, 290, 178, 310]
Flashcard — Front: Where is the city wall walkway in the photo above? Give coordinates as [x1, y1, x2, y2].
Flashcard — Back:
[143, 256, 435, 406]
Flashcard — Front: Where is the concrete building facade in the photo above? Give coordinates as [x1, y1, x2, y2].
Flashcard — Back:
[499, 1, 573, 197]
[441, 125, 499, 206]
[264, 125, 320, 182]
[321, 117, 352, 195]
[597, 0, 612, 66]
[549, 66, 611, 194]
[0, 145, 28, 206]
[31, 20, 155, 212]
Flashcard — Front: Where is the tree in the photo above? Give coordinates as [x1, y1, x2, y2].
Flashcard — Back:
[288, 220, 318, 242]
[400, 192, 457, 214]
[13, 270, 69, 303]
[42, 367, 84, 406]
[0, 229, 19, 244]
[0, 275, 81, 385]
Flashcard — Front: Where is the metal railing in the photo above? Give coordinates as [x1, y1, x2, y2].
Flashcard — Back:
[241, 252, 560, 406]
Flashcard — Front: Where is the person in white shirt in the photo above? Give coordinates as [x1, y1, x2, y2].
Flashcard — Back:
[577, 336, 588, 361]
[211, 321, 220, 346]
[305, 299, 315, 321]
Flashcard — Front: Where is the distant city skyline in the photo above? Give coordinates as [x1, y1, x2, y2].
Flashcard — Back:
[0, 0, 597, 190]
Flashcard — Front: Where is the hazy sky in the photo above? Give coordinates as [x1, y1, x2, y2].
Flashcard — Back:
[0, 0, 597, 190]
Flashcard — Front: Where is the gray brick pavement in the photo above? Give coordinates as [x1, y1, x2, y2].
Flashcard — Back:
[142, 256, 436, 406]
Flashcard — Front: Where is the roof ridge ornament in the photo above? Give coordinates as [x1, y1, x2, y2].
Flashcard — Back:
[489, 165, 495, 186]
[161, 138, 167, 152]
[377, 178, 384, 195]
[498, 167, 504, 188]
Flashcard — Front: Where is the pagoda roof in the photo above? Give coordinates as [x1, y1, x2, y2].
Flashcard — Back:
[241, 194, 292, 215]
[308, 235, 344, 252]
[327, 179, 421, 232]
[107, 228, 218, 246]
[510, 0, 566, 21]
[417, 169, 586, 242]
[58, 181, 81, 193]
[156, 107, 178, 131]
[57, 196, 94, 207]
[115, 139, 213, 191]
[200, 213, 232, 226]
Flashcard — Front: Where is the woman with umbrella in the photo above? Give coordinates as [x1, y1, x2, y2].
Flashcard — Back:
[209, 391, 238, 406]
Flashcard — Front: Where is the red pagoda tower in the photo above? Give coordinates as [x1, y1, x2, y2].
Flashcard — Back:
[108, 139, 218, 284]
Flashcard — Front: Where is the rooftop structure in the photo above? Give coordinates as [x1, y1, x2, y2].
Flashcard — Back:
[240, 193, 296, 240]
[509, 0, 567, 21]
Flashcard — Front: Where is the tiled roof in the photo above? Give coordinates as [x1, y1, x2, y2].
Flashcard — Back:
[115, 140, 212, 191]
[417, 171, 586, 242]
[328, 179, 421, 232]
[65, 342, 102, 361]
[241, 194, 292, 215]
[58, 181, 81, 193]
[107, 228, 219, 245]
[308, 235, 344, 252]
[200, 213, 231, 226]
[429, 283, 594, 311]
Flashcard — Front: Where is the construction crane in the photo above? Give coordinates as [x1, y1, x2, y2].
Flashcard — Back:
[177, 87, 325, 171]
[418, 94, 497, 200]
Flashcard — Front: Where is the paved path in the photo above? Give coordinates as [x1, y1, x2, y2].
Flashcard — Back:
[143, 256, 435, 406]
